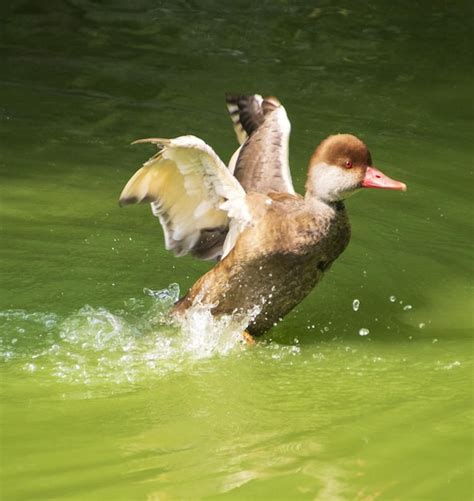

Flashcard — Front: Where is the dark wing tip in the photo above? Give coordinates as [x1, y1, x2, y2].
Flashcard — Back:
[118, 196, 138, 207]
[119, 193, 158, 207]
[225, 93, 265, 138]
[225, 92, 249, 103]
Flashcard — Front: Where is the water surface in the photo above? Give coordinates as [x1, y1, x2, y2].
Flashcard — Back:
[1, 1, 473, 499]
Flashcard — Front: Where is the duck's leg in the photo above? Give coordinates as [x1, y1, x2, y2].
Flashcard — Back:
[242, 330, 256, 345]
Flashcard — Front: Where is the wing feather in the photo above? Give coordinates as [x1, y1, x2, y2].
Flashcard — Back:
[119, 135, 250, 260]
[225, 94, 295, 195]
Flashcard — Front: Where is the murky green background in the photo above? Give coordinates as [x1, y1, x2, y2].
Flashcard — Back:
[1, 1, 473, 499]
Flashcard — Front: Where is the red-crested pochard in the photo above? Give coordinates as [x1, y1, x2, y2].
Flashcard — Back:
[119, 94, 406, 339]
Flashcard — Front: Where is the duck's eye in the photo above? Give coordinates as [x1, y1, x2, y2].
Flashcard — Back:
[345, 160, 353, 169]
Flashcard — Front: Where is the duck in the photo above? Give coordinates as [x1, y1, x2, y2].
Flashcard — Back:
[119, 94, 406, 339]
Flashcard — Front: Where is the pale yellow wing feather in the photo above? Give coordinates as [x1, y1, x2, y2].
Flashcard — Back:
[119, 135, 250, 260]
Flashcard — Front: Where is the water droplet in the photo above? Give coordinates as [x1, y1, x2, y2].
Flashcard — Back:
[352, 299, 360, 311]
[358, 328, 370, 336]
[432, 338, 438, 344]
[418, 323, 426, 329]
[403, 304, 412, 311]
[389, 295, 396, 302]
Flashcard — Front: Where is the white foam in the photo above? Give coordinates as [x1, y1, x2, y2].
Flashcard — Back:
[0, 285, 259, 388]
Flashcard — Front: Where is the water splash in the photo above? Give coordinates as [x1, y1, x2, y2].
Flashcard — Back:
[0, 284, 259, 387]
[175, 302, 261, 359]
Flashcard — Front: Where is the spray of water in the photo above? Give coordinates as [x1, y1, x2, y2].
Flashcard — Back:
[0, 284, 261, 387]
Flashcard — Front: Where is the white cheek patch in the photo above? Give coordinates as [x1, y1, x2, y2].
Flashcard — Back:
[312, 163, 361, 202]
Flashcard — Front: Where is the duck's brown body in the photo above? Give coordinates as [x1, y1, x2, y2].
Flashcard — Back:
[173, 192, 351, 336]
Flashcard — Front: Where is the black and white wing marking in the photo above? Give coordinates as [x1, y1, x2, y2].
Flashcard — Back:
[225, 93, 295, 195]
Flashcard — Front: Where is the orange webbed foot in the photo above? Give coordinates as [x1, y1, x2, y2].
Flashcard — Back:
[242, 330, 256, 345]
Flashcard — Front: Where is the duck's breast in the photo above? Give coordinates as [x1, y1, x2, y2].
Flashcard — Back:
[210, 196, 351, 334]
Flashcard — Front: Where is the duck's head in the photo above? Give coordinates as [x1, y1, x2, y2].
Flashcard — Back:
[305, 134, 406, 203]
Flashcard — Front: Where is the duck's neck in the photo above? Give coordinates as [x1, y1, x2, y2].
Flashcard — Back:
[303, 192, 351, 257]
[304, 191, 346, 216]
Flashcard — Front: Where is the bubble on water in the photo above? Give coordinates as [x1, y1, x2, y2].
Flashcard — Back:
[352, 299, 360, 311]
[358, 328, 370, 336]
[403, 304, 412, 311]
[418, 323, 426, 329]
[432, 338, 438, 344]
[144, 283, 180, 302]
[389, 295, 396, 302]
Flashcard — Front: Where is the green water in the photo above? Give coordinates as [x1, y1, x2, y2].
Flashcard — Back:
[1, 1, 473, 499]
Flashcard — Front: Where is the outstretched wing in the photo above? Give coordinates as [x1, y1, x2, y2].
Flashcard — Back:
[119, 135, 250, 261]
[225, 93, 295, 195]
